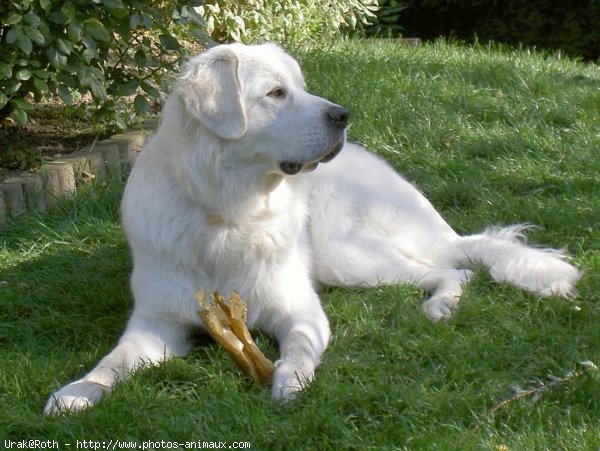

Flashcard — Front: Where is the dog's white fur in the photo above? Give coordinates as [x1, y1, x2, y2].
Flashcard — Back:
[45, 43, 581, 414]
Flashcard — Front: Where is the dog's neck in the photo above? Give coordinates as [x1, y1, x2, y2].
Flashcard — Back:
[191, 163, 296, 226]
[193, 157, 288, 222]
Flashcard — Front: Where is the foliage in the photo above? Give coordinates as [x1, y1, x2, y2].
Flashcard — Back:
[367, 0, 405, 37]
[0, 0, 210, 127]
[196, 0, 379, 48]
[386, 0, 600, 60]
[0, 141, 41, 170]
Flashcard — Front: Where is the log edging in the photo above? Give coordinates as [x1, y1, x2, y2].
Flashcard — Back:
[0, 117, 159, 223]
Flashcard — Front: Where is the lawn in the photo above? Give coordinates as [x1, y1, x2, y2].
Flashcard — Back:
[1, 39, 599, 450]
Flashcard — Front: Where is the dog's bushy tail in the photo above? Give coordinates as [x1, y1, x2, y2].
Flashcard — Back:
[456, 225, 581, 297]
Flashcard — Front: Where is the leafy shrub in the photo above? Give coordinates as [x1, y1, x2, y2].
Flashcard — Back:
[367, 0, 405, 37]
[0, 0, 210, 127]
[197, 0, 379, 48]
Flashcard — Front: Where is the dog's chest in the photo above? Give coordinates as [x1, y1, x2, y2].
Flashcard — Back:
[204, 217, 294, 264]
[191, 196, 307, 283]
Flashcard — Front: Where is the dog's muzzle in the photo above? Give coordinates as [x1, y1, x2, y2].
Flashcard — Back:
[280, 106, 349, 176]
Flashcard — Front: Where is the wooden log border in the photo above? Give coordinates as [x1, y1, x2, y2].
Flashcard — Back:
[0, 117, 159, 224]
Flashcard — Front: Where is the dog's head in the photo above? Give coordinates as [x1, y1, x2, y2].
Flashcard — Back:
[175, 43, 348, 175]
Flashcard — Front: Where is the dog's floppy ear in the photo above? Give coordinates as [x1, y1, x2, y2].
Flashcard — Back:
[177, 47, 247, 140]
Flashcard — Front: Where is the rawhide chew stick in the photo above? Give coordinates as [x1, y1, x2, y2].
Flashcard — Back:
[195, 290, 275, 385]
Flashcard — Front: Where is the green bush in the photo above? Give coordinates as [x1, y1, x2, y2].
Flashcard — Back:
[367, 0, 405, 37]
[197, 0, 379, 48]
[0, 0, 210, 127]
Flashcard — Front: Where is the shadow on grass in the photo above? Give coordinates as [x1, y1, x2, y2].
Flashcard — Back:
[0, 244, 132, 354]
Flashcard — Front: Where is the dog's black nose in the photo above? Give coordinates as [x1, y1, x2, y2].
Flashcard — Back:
[327, 106, 349, 129]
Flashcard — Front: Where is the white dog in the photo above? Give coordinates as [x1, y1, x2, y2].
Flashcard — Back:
[45, 43, 581, 414]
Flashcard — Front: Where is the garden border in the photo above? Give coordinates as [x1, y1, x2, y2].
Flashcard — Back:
[0, 117, 159, 224]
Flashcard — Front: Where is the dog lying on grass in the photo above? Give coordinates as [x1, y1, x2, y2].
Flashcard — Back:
[45, 43, 580, 414]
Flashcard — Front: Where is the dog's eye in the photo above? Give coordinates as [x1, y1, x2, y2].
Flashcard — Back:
[267, 88, 285, 98]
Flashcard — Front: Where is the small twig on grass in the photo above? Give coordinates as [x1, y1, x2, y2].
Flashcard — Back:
[489, 360, 598, 416]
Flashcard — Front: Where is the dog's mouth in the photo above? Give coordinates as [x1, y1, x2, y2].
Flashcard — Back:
[279, 141, 344, 176]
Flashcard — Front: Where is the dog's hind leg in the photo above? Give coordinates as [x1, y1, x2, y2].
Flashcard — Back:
[314, 234, 473, 321]
[44, 314, 191, 415]
[417, 268, 474, 321]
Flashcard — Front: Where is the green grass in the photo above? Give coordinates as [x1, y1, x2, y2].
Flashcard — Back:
[1, 39, 599, 450]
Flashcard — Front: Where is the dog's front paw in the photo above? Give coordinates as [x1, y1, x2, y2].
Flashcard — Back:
[44, 381, 111, 415]
[271, 360, 314, 401]
[422, 295, 459, 321]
